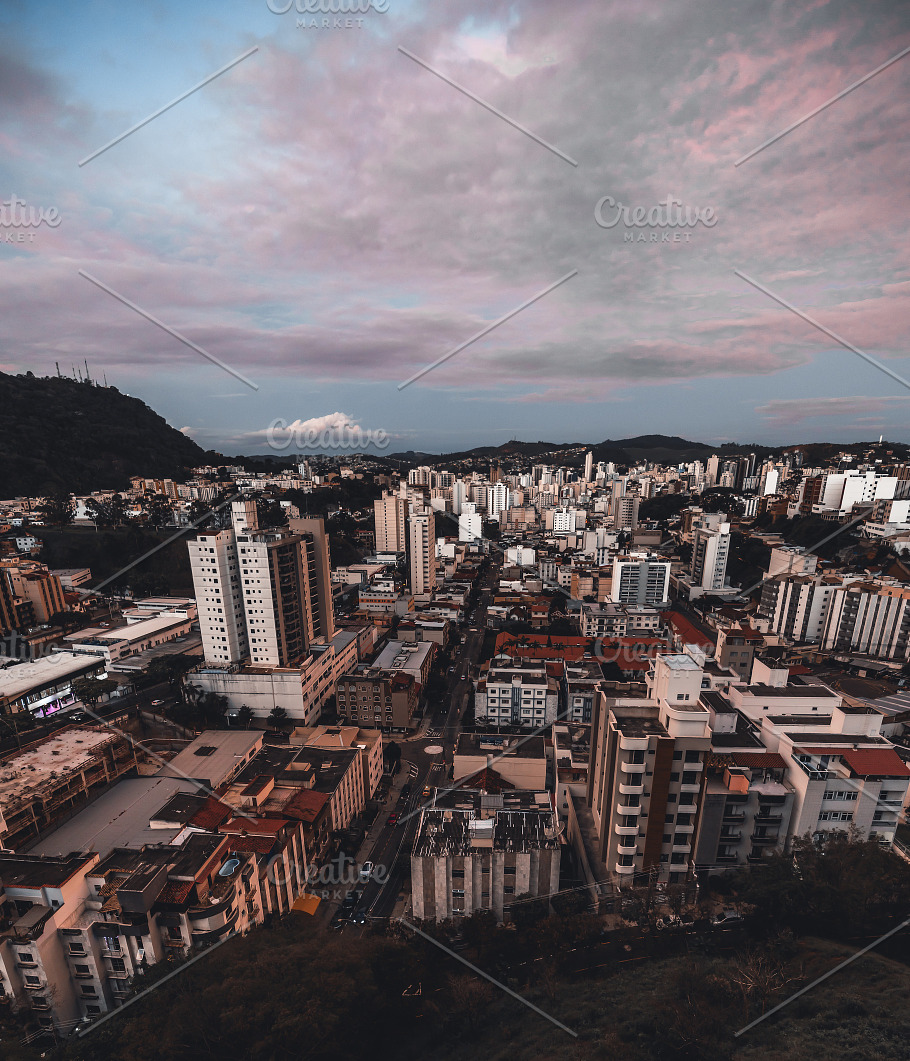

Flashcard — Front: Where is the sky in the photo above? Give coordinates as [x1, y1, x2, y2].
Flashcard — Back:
[2, 0, 910, 456]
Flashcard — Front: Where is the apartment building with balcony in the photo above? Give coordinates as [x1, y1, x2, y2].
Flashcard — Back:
[474, 659, 560, 729]
[585, 654, 712, 890]
[0, 852, 98, 1034]
[0, 727, 139, 852]
[411, 788, 561, 923]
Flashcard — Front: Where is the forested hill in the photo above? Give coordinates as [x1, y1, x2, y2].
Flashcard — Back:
[0, 371, 218, 497]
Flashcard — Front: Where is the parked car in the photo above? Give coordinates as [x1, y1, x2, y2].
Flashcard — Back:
[359, 861, 375, 883]
[400, 784, 411, 799]
[711, 908, 743, 926]
[387, 813, 399, 826]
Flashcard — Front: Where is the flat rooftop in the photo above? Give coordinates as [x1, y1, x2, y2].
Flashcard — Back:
[30, 776, 199, 858]
[158, 730, 262, 788]
[0, 852, 95, 890]
[455, 733, 547, 759]
[0, 727, 123, 807]
[0, 652, 102, 701]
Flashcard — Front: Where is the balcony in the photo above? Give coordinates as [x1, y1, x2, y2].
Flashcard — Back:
[31, 998, 50, 1011]
[722, 811, 745, 824]
[750, 835, 779, 846]
[621, 762, 646, 774]
[619, 783, 644, 796]
[754, 812, 782, 824]
[672, 842, 691, 853]
[616, 803, 641, 817]
[614, 863, 636, 875]
[616, 839, 638, 852]
[719, 830, 742, 841]
[677, 803, 697, 815]
[716, 853, 738, 863]
[674, 822, 695, 834]
[614, 822, 639, 836]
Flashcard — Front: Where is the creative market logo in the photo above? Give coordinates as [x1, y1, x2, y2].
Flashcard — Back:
[1, 194, 61, 244]
[595, 194, 717, 244]
[266, 0, 389, 30]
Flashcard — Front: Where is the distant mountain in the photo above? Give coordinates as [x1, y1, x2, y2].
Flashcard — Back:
[0, 371, 221, 497]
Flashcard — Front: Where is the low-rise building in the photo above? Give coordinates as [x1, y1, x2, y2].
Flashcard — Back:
[334, 667, 420, 733]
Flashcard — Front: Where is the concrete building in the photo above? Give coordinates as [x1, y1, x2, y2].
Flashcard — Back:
[691, 521, 731, 591]
[609, 556, 671, 607]
[0, 727, 139, 851]
[411, 788, 561, 922]
[0, 651, 109, 721]
[374, 492, 408, 554]
[407, 508, 437, 595]
[335, 667, 421, 733]
[453, 734, 548, 790]
[474, 660, 560, 728]
[586, 654, 712, 889]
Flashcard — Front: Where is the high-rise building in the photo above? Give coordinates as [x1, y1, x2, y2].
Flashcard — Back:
[609, 555, 671, 606]
[584, 450, 593, 483]
[487, 481, 511, 520]
[408, 508, 437, 594]
[189, 502, 333, 666]
[373, 491, 408, 552]
[691, 522, 731, 591]
[611, 494, 640, 531]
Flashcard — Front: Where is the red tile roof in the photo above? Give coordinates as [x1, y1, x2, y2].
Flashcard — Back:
[225, 835, 277, 855]
[221, 817, 290, 835]
[189, 797, 233, 831]
[454, 766, 515, 794]
[282, 789, 330, 822]
[841, 749, 910, 779]
[729, 751, 787, 770]
[155, 880, 194, 906]
[662, 611, 715, 648]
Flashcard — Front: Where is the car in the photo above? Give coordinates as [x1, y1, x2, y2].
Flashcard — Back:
[150, 699, 165, 706]
[447, 666, 455, 673]
[711, 908, 743, 926]
[400, 784, 411, 799]
[359, 861, 375, 883]
[387, 813, 399, 826]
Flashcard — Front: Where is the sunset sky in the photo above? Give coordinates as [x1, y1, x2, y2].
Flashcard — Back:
[2, 0, 909, 454]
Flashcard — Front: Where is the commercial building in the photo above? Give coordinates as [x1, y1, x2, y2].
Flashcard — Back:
[411, 788, 561, 922]
[453, 733, 548, 790]
[0, 727, 139, 851]
[0, 651, 108, 720]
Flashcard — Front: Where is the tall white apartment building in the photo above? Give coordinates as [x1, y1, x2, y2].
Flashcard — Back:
[458, 503, 483, 543]
[408, 508, 437, 595]
[189, 502, 333, 667]
[188, 528, 248, 664]
[487, 481, 511, 520]
[821, 581, 910, 660]
[373, 491, 408, 552]
[691, 522, 731, 591]
[584, 450, 594, 483]
[610, 555, 671, 606]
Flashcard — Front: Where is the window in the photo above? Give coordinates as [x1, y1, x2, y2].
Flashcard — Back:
[681, 772, 699, 786]
[81, 986, 97, 997]
[69, 942, 85, 954]
[86, 1005, 101, 1015]
[110, 958, 126, 971]
[75, 964, 90, 974]
[664, 814, 675, 824]
[685, 750, 700, 762]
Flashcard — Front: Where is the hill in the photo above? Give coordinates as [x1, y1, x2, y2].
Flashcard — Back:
[0, 371, 220, 497]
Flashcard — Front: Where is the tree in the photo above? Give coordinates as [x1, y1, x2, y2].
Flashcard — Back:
[144, 494, 174, 529]
[268, 706, 291, 731]
[38, 491, 74, 526]
[71, 676, 120, 708]
[383, 740, 401, 770]
[236, 705, 254, 729]
[47, 609, 85, 634]
[86, 495, 129, 527]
